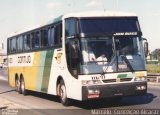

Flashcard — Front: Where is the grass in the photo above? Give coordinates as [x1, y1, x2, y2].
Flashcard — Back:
[146, 64, 160, 73]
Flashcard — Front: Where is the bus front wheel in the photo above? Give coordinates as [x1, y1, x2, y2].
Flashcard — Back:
[59, 80, 70, 106]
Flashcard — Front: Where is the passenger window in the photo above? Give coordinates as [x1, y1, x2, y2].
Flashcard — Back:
[11, 38, 17, 53]
[50, 27, 55, 46]
[65, 18, 76, 37]
[48, 28, 51, 46]
[8, 39, 11, 54]
[24, 34, 31, 51]
[54, 23, 62, 45]
[17, 36, 23, 52]
[32, 31, 40, 49]
[41, 29, 49, 48]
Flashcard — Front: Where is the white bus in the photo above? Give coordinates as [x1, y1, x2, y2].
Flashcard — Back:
[7, 11, 148, 106]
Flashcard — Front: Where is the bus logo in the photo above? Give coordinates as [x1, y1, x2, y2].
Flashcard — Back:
[55, 53, 62, 64]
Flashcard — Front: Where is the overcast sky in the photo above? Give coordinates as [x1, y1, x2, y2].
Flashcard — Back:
[0, 0, 160, 53]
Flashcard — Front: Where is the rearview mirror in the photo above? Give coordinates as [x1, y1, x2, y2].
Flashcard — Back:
[144, 41, 149, 58]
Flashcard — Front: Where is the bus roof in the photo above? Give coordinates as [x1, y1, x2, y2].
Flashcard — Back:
[62, 11, 137, 19]
[8, 11, 137, 38]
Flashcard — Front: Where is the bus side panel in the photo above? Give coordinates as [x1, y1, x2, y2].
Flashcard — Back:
[47, 49, 61, 95]
[24, 52, 41, 91]
[8, 50, 55, 92]
[40, 50, 54, 93]
[8, 53, 39, 90]
[8, 66, 17, 87]
[47, 49, 82, 100]
[25, 50, 54, 92]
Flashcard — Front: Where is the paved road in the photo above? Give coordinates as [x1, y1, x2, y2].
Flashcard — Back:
[0, 68, 7, 81]
[0, 69, 160, 115]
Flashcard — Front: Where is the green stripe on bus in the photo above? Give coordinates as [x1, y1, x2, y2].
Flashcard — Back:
[36, 51, 47, 91]
[41, 50, 54, 92]
[117, 74, 127, 78]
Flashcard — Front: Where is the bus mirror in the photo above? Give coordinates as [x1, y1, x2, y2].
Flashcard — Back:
[144, 41, 148, 58]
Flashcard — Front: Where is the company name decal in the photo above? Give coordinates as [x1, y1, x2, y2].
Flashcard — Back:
[114, 32, 138, 36]
[18, 56, 31, 63]
[8, 53, 34, 67]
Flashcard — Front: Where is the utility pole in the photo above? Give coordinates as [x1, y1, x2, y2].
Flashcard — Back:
[2, 43, 4, 50]
[0, 43, 4, 55]
[0, 43, 1, 52]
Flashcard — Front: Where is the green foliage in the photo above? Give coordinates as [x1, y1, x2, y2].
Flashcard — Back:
[147, 60, 159, 64]
[146, 64, 160, 73]
[151, 49, 160, 61]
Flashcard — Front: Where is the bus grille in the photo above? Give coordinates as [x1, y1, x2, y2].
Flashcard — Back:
[102, 79, 116, 83]
[120, 78, 132, 82]
[102, 78, 132, 83]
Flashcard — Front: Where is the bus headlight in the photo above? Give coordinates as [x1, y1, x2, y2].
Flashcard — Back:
[82, 80, 102, 85]
[135, 76, 147, 81]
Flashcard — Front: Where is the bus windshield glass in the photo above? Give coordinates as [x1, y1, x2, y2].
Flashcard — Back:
[80, 36, 145, 75]
[79, 17, 140, 35]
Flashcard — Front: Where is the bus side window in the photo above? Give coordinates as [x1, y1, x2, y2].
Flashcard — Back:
[32, 31, 40, 49]
[65, 18, 76, 37]
[36, 31, 40, 48]
[17, 35, 23, 52]
[54, 23, 62, 46]
[50, 27, 54, 47]
[48, 28, 51, 47]
[24, 34, 31, 51]
[41, 29, 49, 48]
[8, 39, 11, 54]
[11, 38, 17, 53]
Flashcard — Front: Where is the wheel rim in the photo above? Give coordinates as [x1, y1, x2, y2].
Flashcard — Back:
[60, 85, 66, 102]
[16, 79, 20, 91]
[21, 80, 25, 93]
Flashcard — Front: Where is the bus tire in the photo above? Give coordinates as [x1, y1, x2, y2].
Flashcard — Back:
[15, 78, 21, 94]
[20, 77, 27, 95]
[59, 80, 70, 106]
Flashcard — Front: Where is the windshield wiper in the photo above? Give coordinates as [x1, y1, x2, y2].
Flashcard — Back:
[121, 55, 134, 72]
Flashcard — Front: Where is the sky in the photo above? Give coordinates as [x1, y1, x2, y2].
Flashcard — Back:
[0, 0, 160, 53]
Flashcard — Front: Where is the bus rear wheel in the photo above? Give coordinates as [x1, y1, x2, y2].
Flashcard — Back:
[15, 78, 21, 94]
[59, 80, 70, 106]
[20, 77, 27, 95]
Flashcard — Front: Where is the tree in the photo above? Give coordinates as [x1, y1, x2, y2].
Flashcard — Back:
[151, 49, 160, 60]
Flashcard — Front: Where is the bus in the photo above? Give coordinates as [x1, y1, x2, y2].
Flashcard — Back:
[7, 11, 148, 106]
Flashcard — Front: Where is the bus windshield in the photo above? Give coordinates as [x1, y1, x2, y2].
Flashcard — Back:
[80, 36, 145, 75]
[79, 17, 141, 35]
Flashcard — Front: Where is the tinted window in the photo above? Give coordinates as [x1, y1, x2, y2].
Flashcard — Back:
[32, 31, 40, 49]
[11, 38, 16, 53]
[65, 18, 76, 37]
[79, 17, 140, 34]
[24, 34, 31, 51]
[8, 39, 11, 53]
[48, 28, 51, 46]
[50, 27, 55, 46]
[41, 29, 49, 48]
[54, 23, 62, 45]
[17, 36, 23, 52]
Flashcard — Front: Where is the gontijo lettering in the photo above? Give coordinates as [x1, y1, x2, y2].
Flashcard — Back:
[18, 56, 31, 63]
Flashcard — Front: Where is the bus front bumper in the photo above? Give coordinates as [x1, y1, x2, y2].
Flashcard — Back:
[82, 81, 147, 100]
